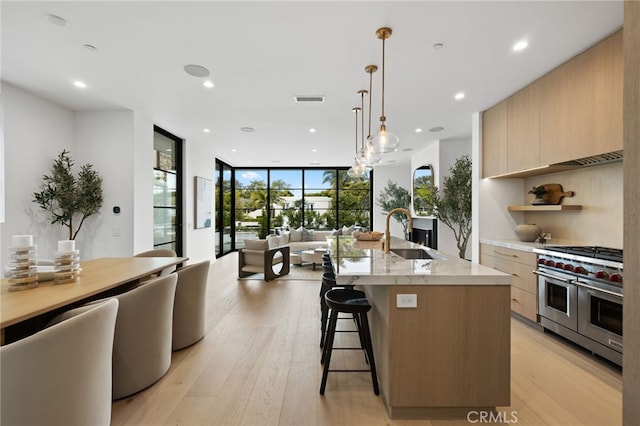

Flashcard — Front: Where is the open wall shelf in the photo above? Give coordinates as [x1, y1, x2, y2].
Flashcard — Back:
[507, 205, 582, 212]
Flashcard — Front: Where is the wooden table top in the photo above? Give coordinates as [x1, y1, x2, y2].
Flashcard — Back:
[1, 257, 186, 329]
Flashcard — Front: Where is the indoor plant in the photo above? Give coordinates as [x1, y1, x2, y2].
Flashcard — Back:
[33, 150, 104, 240]
[423, 155, 472, 259]
[376, 180, 411, 238]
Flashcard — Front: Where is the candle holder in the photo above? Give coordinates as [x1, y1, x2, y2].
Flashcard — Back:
[53, 249, 81, 284]
[7, 238, 38, 291]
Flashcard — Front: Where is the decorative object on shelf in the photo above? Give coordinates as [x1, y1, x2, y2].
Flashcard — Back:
[7, 235, 38, 291]
[514, 224, 542, 242]
[368, 27, 399, 154]
[54, 239, 80, 284]
[376, 180, 411, 238]
[421, 155, 472, 258]
[528, 185, 548, 205]
[528, 183, 575, 205]
[32, 150, 104, 240]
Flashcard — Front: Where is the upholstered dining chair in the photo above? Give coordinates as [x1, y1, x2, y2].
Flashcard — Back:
[172, 260, 210, 351]
[1, 298, 119, 426]
[238, 239, 290, 281]
[110, 273, 178, 399]
[134, 248, 178, 276]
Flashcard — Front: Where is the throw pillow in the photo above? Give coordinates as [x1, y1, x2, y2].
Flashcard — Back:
[289, 228, 302, 242]
[331, 228, 342, 236]
[342, 225, 355, 236]
[301, 228, 313, 242]
[244, 239, 269, 250]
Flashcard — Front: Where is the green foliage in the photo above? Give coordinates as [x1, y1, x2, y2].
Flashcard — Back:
[376, 180, 411, 234]
[413, 175, 432, 215]
[424, 155, 472, 258]
[33, 150, 104, 240]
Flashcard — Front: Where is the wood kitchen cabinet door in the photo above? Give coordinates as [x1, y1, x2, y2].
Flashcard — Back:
[507, 81, 540, 172]
[540, 31, 622, 164]
[482, 99, 508, 177]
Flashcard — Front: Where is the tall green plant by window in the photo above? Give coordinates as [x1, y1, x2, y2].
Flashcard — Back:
[424, 155, 472, 259]
[32, 150, 104, 240]
[376, 180, 411, 235]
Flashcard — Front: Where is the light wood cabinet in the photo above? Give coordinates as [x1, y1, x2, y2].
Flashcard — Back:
[480, 244, 538, 323]
[507, 81, 540, 172]
[482, 99, 508, 178]
[482, 30, 622, 178]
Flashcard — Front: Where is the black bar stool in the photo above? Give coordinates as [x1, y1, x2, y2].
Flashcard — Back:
[319, 273, 358, 349]
[319, 288, 379, 396]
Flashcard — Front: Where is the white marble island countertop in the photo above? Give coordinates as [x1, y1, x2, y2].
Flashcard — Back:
[329, 236, 511, 286]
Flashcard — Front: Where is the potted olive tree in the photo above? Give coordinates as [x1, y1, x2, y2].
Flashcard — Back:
[376, 180, 411, 238]
[33, 150, 104, 240]
[423, 155, 472, 259]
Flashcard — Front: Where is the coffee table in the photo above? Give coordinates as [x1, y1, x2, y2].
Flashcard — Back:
[300, 248, 327, 270]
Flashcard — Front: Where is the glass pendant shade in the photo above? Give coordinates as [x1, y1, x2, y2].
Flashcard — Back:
[369, 123, 399, 153]
[356, 143, 382, 166]
[347, 159, 365, 178]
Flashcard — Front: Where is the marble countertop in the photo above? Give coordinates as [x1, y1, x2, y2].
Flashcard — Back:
[329, 236, 511, 286]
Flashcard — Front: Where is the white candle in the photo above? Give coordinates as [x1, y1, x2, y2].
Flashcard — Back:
[12, 235, 33, 247]
[58, 240, 75, 252]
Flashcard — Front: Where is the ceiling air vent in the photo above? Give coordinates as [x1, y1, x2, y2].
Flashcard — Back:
[295, 95, 325, 103]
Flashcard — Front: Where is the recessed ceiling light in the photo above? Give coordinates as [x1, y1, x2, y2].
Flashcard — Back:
[311, 148, 317, 152]
[454, 92, 465, 100]
[231, 149, 238, 153]
[415, 128, 423, 133]
[184, 64, 210, 78]
[83, 44, 97, 51]
[429, 126, 444, 132]
[309, 128, 317, 133]
[513, 40, 529, 52]
[402, 148, 413, 152]
[203, 80, 214, 89]
[203, 128, 211, 133]
[73, 81, 87, 89]
[240, 127, 255, 133]
[432, 43, 444, 50]
[387, 160, 397, 163]
[45, 14, 68, 27]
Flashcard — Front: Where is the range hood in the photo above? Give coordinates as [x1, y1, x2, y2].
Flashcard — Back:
[491, 150, 623, 179]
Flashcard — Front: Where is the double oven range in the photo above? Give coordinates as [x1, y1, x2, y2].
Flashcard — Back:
[534, 245, 623, 366]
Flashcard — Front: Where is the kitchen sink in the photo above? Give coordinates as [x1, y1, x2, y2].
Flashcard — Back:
[390, 248, 434, 260]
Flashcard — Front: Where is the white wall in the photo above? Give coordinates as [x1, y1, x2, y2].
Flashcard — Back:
[1, 83, 75, 270]
[133, 111, 155, 253]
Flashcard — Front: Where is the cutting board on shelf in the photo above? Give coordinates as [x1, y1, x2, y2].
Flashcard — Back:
[542, 183, 574, 205]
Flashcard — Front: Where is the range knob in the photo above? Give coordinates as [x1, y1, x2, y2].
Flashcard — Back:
[563, 264, 574, 271]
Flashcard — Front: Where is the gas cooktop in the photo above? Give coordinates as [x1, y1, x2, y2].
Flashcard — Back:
[540, 245, 623, 263]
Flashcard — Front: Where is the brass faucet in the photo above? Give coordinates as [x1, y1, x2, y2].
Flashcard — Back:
[385, 208, 413, 254]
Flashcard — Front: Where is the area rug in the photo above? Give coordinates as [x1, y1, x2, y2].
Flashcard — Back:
[237, 264, 323, 281]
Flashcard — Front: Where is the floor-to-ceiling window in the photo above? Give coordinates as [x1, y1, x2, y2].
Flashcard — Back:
[214, 161, 372, 257]
[153, 126, 183, 255]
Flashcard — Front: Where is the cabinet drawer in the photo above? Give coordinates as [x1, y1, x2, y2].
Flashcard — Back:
[510, 286, 537, 322]
[480, 244, 536, 266]
[511, 261, 537, 293]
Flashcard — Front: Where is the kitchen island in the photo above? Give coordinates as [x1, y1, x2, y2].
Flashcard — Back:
[329, 236, 511, 419]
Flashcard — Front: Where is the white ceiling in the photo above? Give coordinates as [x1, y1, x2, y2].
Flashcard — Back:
[1, 1, 623, 168]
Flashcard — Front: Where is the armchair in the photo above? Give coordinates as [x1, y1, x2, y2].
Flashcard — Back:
[238, 239, 290, 281]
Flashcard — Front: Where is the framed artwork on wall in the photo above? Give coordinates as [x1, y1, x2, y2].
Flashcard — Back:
[195, 176, 212, 229]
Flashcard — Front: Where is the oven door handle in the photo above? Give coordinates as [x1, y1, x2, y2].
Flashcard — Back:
[533, 269, 574, 284]
[574, 281, 623, 299]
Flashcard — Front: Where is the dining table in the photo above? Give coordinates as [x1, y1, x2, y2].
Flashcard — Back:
[1, 256, 187, 345]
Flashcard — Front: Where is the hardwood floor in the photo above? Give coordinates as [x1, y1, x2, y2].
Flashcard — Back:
[111, 252, 622, 425]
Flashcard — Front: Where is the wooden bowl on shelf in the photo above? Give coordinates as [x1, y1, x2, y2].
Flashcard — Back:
[353, 231, 384, 241]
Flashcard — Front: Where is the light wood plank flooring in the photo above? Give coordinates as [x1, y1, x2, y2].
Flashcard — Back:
[111, 252, 622, 425]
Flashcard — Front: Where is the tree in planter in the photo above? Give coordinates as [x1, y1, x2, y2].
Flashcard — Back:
[33, 150, 104, 240]
[424, 155, 472, 259]
[376, 180, 411, 236]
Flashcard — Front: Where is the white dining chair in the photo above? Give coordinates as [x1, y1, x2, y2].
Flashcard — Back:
[1, 298, 119, 426]
[173, 260, 210, 351]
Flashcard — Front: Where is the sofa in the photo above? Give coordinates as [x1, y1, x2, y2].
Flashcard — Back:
[266, 225, 363, 252]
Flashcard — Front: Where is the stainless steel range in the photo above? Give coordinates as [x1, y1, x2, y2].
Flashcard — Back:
[534, 245, 623, 366]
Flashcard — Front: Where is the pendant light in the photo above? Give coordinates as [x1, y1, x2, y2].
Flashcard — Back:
[347, 107, 365, 178]
[368, 27, 399, 154]
[357, 65, 382, 167]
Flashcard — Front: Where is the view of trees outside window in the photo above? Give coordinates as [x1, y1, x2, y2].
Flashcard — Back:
[216, 162, 372, 253]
